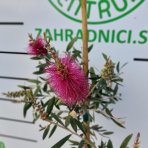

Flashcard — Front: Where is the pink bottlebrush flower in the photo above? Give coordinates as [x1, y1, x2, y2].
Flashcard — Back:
[45, 54, 89, 105]
[27, 37, 47, 56]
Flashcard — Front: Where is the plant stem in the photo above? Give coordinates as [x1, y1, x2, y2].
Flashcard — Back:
[81, 0, 88, 76]
[81, 0, 90, 147]
[87, 80, 100, 97]
[45, 119, 82, 139]
[44, 119, 95, 147]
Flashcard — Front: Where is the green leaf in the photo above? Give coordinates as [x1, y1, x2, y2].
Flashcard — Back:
[116, 62, 128, 73]
[49, 125, 57, 138]
[72, 48, 81, 58]
[31, 56, 42, 60]
[69, 140, 79, 146]
[39, 76, 47, 81]
[103, 131, 114, 135]
[120, 134, 133, 148]
[43, 83, 48, 92]
[66, 37, 77, 52]
[46, 97, 55, 115]
[51, 113, 64, 126]
[116, 62, 120, 73]
[46, 54, 51, 60]
[34, 85, 41, 96]
[121, 62, 128, 70]
[70, 117, 77, 132]
[51, 134, 71, 148]
[65, 116, 71, 127]
[88, 44, 93, 53]
[107, 139, 113, 148]
[78, 140, 85, 148]
[23, 103, 32, 117]
[89, 67, 97, 84]
[99, 140, 107, 148]
[18, 85, 32, 89]
[27, 79, 41, 84]
[112, 78, 123, 83]
[33, 70, 44, 75]
[36, 63, 47, 68]
[42, 126, 50, 140]
[75, 119, 85, 134]
[89, 67, 95, 76]
[111, 117, 125, 128]
[105, 108, 113, 117]
[55, 99, 61, 110]
[105, 109, 125, 128]
[102, 53, 108, 61]
[113, 84, 118, 95]
[33, 112, 40, 123]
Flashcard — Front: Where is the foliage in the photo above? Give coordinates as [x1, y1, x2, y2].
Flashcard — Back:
[3, 35, 134, 148]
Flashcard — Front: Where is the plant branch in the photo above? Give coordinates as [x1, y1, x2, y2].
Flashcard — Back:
[81, 0, 88, 75]
[87, 80, 100, 98]
[81, 1, 91, 147]
[45, 118, 82, 139]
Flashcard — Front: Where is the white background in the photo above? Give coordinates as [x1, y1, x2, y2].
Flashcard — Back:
[0, 0, 148, 147]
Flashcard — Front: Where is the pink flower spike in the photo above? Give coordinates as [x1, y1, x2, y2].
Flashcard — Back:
[45, 54, 89, 106]
[27, 37, 47, 56]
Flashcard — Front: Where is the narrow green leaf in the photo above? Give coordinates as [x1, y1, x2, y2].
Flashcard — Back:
[34, 85, 41, 96]
[51, 134, 71, 148]
[98, 129, 106, 132]
[27, 79, 41, 84]
[33, 112, 40, 123]
[102, 53, 108, 61]
[116, 62, 120, 73]
[70, 118, 77, 132]
[66, 37, 77, 52]
[120, 134, 133, 148]
[72, 48, 81, 58]
[33, 70, 44, 75]
[75, 119, 85, 134]
[107, 139, 113, 148]
[18, 85, 32, 89]
[105, 109, 125, 128]
[65, 116, 71, 127]
[89, 67, 95, 76]
[78, 140, 85, 148]
[111, 117, 125, 128]
[55, 99, 61, 110]
[36, 63, 47, 68]
[88, 44, 93, 53]
[99, 140, 110, 148]
[46, 97, 55, 115]
[31, 56, 42, 60]
[105, 108, 113, 117]
[89, 67, 97, 84]
[49, 125, 57, 138]
[39, 76, 47, 81]
[121, 62, 128, 70]
[46, 54, 51, 60]
[103, 131, 114, 135]
[42, 126, 50, 140]
[40, 100, 44, 107]
[113, 84, 118, 95]
[69, 140, 79, 146]
[23, 103, 32, 117]
[51, 113, 64, 126]
[43, 83, 48, 92]
[112, 78, 123, 83]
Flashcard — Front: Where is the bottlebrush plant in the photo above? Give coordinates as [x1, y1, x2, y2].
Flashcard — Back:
[3, 33, 135, 148]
